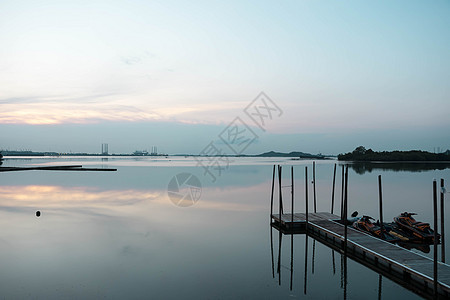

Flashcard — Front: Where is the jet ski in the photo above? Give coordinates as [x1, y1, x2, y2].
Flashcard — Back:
[394, 212, 439, 243]
[379, 221, 418, 242]
[346, 211, 360, 225]
[352, 216, 401, 243]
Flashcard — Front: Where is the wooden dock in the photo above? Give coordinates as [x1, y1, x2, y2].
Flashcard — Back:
[0, 165, 117, 172]
[272, 212, 450, 299]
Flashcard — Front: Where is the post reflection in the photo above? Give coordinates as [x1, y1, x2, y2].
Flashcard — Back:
[304, 234, 308, 295]
[277, 228, 282, 286]
[290, 232, 294, 291]
[270, 224, 376, 299]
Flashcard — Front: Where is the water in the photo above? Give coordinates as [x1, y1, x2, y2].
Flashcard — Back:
[0, 156, 449, 299]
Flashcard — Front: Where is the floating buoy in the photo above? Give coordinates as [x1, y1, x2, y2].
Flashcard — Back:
[36, 211, 41, 217]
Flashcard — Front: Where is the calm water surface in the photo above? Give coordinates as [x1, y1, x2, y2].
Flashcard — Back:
[0, 157, 449, 299]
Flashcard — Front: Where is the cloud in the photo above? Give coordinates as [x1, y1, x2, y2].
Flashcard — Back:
[0, 94, 163, 124]
[0, 92, 249, 125]
[121, 56, 142, 65]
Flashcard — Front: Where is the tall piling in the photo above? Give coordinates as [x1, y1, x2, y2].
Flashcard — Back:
[433, 179, 438, 299]
[441, 178, 446, 263]
[378, 175, 384, 239]
[340, 165, 345, 222]
[305, 166, 309, 226]
[331, 163, 337, 214]
[344, 165, 349, 248]
[313, 161, 317, 213]
[291, 166, 294, 226]
[279, 165, 283, 223]
[270, 165, 275, 219]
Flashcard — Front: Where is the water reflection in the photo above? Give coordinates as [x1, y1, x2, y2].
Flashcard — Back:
[348, 162, 450, 175]
[0, 185, 158, 207]
[271, 226, 350, 298]
[270, 226, 423, 299]
[0, 157, 445, 298]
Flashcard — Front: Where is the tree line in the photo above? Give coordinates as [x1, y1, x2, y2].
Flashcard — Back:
[338, 146, 450, 161]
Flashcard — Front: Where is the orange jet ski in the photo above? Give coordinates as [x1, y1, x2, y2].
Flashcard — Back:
[352, 216, 401, 243]
[394, 212, 439, 243]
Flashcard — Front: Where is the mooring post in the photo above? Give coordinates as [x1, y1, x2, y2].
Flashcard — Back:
[280, 165, 284, 214]
[378, 175, 385, 239]
[340, 165, 345, 222]
[270, 165, 275, 220]
[441, 178, 446, 263]
[305, 166, 309, 228]
[331, 163, 337, 214]
[313, 161, 317, 213]
[291, 166, 294, 227]
[279, 165, 282, 225]
[344, 165, 348, 248]
[433, 179, 438, 299]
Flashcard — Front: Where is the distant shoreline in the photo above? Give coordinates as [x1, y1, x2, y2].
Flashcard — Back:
[0, 150, 332, 159]
[338, 146, 450, 162]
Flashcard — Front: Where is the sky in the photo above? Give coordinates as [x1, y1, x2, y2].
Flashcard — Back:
[0, 0, 449, 155]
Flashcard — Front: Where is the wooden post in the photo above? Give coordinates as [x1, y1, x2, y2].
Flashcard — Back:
[433, 179, 438, 299]
[270, 165, 275, 220]
[279, 165, 283, 224]
[305, 166, 309, 227]
[441, 178, 446, 263]
[344, 165, 348, 247]
[313, 161, 317, 213]
[291, 166, 294, 227]
[378, 175, 385, 239]
[340, 165, 345, 222]
[331, 163, 337, 214]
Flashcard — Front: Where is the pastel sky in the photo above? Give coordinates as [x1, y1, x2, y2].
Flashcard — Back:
[1, 0, 449, 154]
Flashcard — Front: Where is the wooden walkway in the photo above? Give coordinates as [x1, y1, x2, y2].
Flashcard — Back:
[271, 212, 450, 299]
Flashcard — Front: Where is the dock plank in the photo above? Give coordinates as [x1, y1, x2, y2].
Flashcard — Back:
[272, 212, 450, 297]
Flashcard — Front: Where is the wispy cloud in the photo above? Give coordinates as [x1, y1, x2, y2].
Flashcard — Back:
[0, 92, 247, 125]
[0, 102, 162, 124]
[0, 92, 165, 124]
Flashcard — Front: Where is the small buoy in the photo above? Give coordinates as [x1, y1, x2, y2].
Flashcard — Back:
[36, 211, 41, 217]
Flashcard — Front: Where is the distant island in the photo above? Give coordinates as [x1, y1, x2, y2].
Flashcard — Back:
[254, 151, 328, 159]
[338, 146, 450, 161]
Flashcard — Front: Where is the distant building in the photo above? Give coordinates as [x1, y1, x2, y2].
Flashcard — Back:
[102, 143, 109, 155]
[133, 150, 148, 156]
[151, 146, 158, 155]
